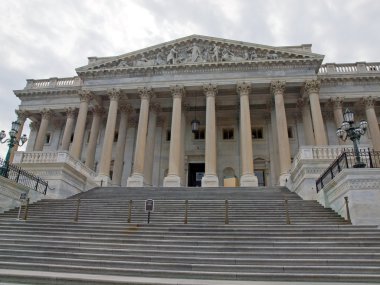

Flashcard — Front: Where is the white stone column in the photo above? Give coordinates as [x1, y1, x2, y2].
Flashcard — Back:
[60, 107, 77, 151]
[305, 80, 328, 145]
[10, 110, 28, 162]
[143, 103, 160, 186]
[237, 82, 258, 187]
[179, 108, 187, 186]
[112, 104, 133, 186]
[297, 98, 315, 146]
[122, 117, 137, 186]
[164, 85, 185, 187]
[85, 106, 105, 170]
[34, 108, 53, 151]
[202, 83, 219, 187]
[26, 121, 39, 152]
[363, 96, 380, 151]
[127, 87, 153, 187]
[70, 90, 93, 160]
[331, 97, 348, 145]
[98, 89, 122, 182]
[271, 81, 291, 186]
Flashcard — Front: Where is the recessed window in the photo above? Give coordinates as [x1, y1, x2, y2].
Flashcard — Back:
[45, 133, 51, 144]
[223, 128, 234, 140]
[114, 131, 119, 142]
[166, 130, 171, 141]
[70, 133, 74, 143]
[252, 127, 263, 139]
[288, 127, 294, 139]
[194, 128, 205, 140]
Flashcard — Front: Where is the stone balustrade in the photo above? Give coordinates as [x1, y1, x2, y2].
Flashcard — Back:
[13, 151, 96, 178]
[318, 62, 380, 74]
[25, 77, 82, 89]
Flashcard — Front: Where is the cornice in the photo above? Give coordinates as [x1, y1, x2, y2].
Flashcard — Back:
[14, 89, 79, 98]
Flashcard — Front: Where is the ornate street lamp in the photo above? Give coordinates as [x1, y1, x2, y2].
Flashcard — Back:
[336, 108, 368, 168]
[0, 120, 28, 165]
[191, 96, 200, 133]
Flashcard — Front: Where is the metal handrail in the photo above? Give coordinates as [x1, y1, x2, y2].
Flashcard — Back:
[0, 157, 49, 194]
[316, 148, 380, 192]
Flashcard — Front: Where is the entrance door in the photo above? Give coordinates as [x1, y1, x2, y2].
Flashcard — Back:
[188, 163, 205, 187]
[254, 170, 265, 186]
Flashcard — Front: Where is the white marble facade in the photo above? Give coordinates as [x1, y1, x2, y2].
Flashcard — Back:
[12, 35, 380, 188]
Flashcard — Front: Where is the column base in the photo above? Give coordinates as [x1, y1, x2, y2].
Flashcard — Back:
[127, 173, 144, 187]
[163, 174, 181, 187]
[240, 174, 258, 187]
[201, 174, 219, 187]
[279, 173, 291, 187]
[95, 175, 111, 187]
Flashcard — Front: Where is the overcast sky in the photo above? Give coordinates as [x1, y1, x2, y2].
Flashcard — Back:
[0, 0, 379, 155]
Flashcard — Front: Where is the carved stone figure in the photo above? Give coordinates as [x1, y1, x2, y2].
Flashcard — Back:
[250, 50, 258, 60]
[167, 46, 178, 64]
[155, 50, 165, 65]
[118, 60, 130, 67]
[267, 52, 278, 60]
[221, 47, 234, 61]
[211, 44, 220, 62]
[188, 43, 202, 62]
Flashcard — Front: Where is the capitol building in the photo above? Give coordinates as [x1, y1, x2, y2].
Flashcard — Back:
[6, 35, 380, 222]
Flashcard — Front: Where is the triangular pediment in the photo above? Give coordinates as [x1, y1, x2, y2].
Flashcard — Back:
[76, 35, 324, 73]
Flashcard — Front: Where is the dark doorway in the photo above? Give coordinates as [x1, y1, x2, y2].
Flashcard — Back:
[254, 170, 266, 186]
[188, 163, 205, 187]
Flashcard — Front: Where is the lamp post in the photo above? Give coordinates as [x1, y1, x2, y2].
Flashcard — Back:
[336, 109, 368, 168]
[0, 120, 28, 166]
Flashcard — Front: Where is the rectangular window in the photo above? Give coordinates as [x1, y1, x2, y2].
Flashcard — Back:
[288, 127, 294, 139]
[166, 130, 171, 141]
[223, 128, 234, 140]
[252, 127, 263, 139]
[193, 128, 205, 140]
[45, 133, 51, 144]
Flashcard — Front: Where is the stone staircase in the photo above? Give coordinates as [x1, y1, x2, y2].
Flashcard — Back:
[0, 186, 379, 284]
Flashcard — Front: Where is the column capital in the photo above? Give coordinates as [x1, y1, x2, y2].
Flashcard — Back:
[270, 80, 286, 95]
[304, 79, 321, 95]
[170, 85, 185, 99]
[329, 97, 344, 109]
[138, 86, 153, 100]
[120, 104, 134, 114]
[40, 108, 53, 120]
[107, 88, 122, 101]
[29, 121, 39, 131]
[78, 90, 94, 103]
[91, 105, 106, 116]
[65, 107, 77, 119]
[15, 110, 29, 123]
[362, 96, 377, 109]
[236, 81, 251, 96]
[203, 83, 218, 97]
[150, 103, 161, 114]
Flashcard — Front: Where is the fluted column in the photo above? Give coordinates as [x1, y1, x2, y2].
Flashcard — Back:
[34, 108, 53, 151]
[60, 107, 77, 151]
[201, 83, 219, 187]
[305, 80, 328, 145]
[10, 110, 28, 162]
[163, 85, 185, 187]
[271, 81, 291, 186]
[363, 96, 380, 151]
[70, 90, 93, 160]
[26, 121, 39, 152]
[98, 89, 122, 181]
[297, 98, 315, 146]
[127, 87, 153, 187]
[143, 103, 160, 186]
[237, 82, 258, 187]
[85, 106, 105, 170]
[331, 97, 348, 145]
[112, 104, 133, 186]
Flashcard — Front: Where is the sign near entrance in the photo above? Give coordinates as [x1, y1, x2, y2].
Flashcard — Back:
[195, 172, 204, 181]
[145, 199, 154, 212]
[19, 193, 27, 200]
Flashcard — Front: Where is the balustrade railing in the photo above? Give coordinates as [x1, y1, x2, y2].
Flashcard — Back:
[316, 149, 380, 192]
[0, 157, 48, 194]
[318, 62, 380, 74]
[25, 77, 82, 89]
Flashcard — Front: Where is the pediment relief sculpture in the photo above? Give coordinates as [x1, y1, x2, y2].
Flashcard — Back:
[89, 41, 313, 71]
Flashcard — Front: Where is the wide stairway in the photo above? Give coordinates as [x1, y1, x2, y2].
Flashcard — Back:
[0, 186, 379, 284]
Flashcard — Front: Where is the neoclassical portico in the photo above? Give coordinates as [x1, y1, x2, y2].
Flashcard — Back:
[10, 35, 380, 194]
